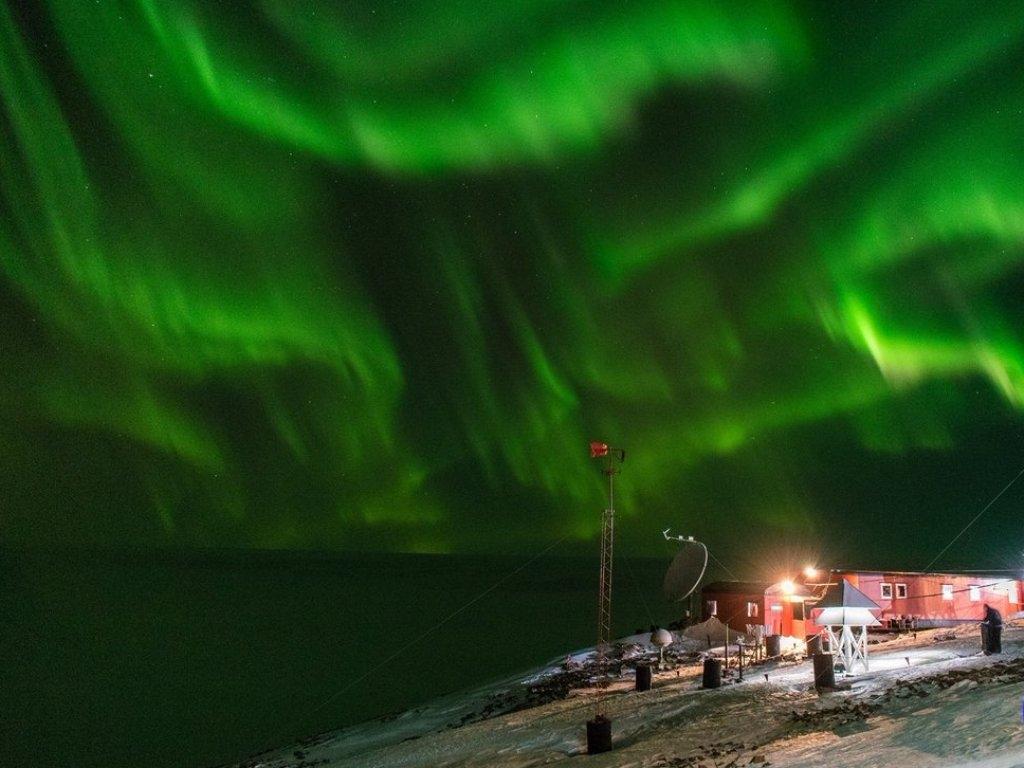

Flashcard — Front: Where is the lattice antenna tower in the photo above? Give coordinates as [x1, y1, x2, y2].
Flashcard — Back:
[589, 441, 624, 717]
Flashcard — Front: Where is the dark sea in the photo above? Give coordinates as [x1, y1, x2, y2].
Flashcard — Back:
[0, 549, 683, 768]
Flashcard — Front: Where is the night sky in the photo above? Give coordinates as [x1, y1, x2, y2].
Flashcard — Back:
[3, 1, 1024, 570]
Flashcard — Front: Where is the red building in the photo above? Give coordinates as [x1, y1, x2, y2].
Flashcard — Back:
[830, 569, 1020, 629]
[702, 569, 1022, 637]
[702, 578, 813, 636]
[700, 581, 769, 634]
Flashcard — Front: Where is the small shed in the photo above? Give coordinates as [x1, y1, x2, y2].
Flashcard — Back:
[700, 581, 769, 633]
[812, 578, 881, 675]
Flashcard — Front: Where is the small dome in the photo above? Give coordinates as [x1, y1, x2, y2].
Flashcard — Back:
[650, 628, 673, 647]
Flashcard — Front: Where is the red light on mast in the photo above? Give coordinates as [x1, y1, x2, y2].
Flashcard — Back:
[589, 441, 609, 458]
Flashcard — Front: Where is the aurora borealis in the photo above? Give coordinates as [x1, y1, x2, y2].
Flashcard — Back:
[4, 1, 1024, 565]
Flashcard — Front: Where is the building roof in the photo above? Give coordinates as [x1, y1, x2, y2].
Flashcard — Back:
[831, 567, 1015, 580]
[815, 578, 880, 610]
[766, 579, 815, 599]
[702, 580, 769, 595]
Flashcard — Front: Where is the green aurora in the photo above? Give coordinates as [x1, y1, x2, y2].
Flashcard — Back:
[3, 1, 1024, 565]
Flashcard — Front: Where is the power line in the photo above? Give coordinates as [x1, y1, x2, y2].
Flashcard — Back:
[923, 463, 1024, 573]
[279, 533, 571, 744]
[620, 549, 655, 628]
[707, 548, 739, 580]
[886, 578, 1017, 601]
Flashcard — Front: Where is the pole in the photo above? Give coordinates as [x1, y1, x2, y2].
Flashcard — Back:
[724, 623, 729, 674]
[587, 444, 622, 755]
[595, 459, 616, 717]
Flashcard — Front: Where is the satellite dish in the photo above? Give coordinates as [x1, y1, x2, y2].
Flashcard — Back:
[662, 531, 709, 602]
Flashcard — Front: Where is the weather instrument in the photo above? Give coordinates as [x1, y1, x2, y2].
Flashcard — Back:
[662, 529, 709, 602]
[650, 627, 673, 669]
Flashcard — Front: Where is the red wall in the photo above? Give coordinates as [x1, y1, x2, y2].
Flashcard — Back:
[702, 571, 1023, 637]
[702, 590, 808, 636]
[701, 590, 767, 634]
[836, 571, 1022, 625]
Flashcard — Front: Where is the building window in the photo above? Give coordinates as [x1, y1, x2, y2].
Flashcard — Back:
[707, 600, 717, 616]
[880, 583, 893, 599]
[969, 585, 981, 602]
[1010, 584, 1019, 604]
[747, 601, 759, 618]
[942, 584, 954, 601]
[792, 602, 805, 621]
[896, 583, 907, 599]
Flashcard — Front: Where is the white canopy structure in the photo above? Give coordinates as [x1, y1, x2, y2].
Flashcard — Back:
[813, 579, 881, 675]
[682, 616, 745, 647]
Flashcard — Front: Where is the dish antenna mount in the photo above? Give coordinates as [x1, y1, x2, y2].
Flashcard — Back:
[662, 529, 709, 602]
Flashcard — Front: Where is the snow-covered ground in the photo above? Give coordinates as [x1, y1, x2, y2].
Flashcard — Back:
[229, 623, 1024, 768]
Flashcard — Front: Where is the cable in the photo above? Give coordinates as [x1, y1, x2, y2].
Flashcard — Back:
[276, 533, 571, 746]
[884, 577, 1017, 601]
[832, 566, 1024, 575]
[661, 528, 737, 580]
[707, 548, 739, 580]
[620, 549, 655, 628]
[923, 463, 1024, 573]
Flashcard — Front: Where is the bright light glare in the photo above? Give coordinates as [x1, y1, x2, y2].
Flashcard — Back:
[781, 579, 796, 594]
[803, 565, 819, 579]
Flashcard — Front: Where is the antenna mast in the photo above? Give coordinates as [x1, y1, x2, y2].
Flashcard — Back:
[595, 456, 617, 714]
[587, 441, 624, 752]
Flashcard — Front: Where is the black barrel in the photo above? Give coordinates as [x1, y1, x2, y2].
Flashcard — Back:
[635, 664, 652, 692]
[586, 715, 612, 754]
[813, 652, 835, 690]
[766, 634, 782, 658]
[806, 634, 823, 656]
[702, 658, 722, 689]
[981, 624, 989, 654]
